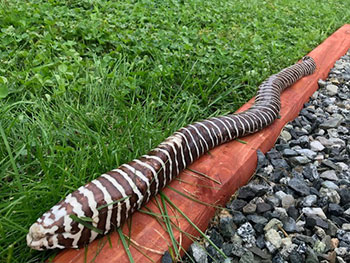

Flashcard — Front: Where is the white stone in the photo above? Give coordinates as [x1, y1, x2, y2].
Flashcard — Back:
[280, 130, 292, 141]
[310, 140, 325, 152]
[264, 218, 283, 232]
[320, 170, 338, 181]
[326, 84, 338, 95]
[281, 195, 295, 209]
[337, 162, 348, 171]
[275, 191, 287, 200]
[265, 229, 282, 249]
[342, 223, 350, 231]
[344, 208, 350, 216]
[296, 149, 317, 159]
[302, 207, 327, 220]
[319, 187, 341, 204]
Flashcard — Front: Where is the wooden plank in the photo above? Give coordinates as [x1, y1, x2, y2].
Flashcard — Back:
[53, 24, 350, 263]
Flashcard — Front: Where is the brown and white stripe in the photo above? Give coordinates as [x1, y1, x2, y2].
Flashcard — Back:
[27, 56, 316, 250]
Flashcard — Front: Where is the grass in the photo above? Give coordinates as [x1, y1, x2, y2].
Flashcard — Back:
[0, 0, 350, 262]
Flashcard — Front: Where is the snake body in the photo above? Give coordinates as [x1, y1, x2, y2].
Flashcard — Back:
[27, 56, 316, 250]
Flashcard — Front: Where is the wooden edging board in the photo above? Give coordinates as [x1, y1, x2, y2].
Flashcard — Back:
[53, 24, 350, 263]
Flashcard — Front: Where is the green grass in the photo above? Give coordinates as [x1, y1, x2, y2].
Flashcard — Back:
[0, 0, 350, 262]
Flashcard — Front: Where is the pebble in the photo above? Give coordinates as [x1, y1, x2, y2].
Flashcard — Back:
[242, 203, 257, 215]
[290, 156, 311, 165]
[288, 178, 311, 196]
[232, 211, 247, 225]
[328, 203, 344, 216]
[303, 164, 319, 181]
[274, 207, 288, 220]
[342, 223, 350, 231]
[326, 84, 338, 95]
[310, 140, 325, 151]
[237, 222, 255, 247]
[283, 217, 297, 233]
[162, 251, 173, 263]
[256, 202, 272, 213]
[296, 148, 317, 159]
[263, 219, 282, 233]
[303, 195, 318, 207]
[280, 130, 292, 141]
[209, 229, 223, 248]
[320, 117, 343, 129]
[320, 187, 341, 204]
[265, 229, 282, 249]
[189, 242, 208, 263]
[281, 194, 295, 208]
[218, 211, 236, 238]
[321, 180, 339, 190]
[339, 188, 350, 205]
[302, 207, 327, 220]
[237, 186, 256, 200]
[246, 214, 268, 225]
[320, 170, 339, 181]
[229, 199, 247, 211]
[283, 148, 298, 157]
[239, 251, 254, 263]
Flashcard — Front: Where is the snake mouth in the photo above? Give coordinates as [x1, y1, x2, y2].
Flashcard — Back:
[27, 223, 65, 250]
[27, 223, 49, 250]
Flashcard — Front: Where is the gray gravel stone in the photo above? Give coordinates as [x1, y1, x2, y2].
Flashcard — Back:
[290, 156, 311, 165]
[310, 140, 325, 151]
[281, 194, 295, 209]
[189, 242, 208, 263]
[302, 207, 327, 220]
[328, 203, 344, 216]
[320, 187, 341, 204]
[321, 180, 339, 190]
[280, 130, 292, 141]
[296, 149, 317, 159]
[238, 251, 255, 263]
[302, 195, 318, 207]
[288, 178, 311, 196]
[237, 222, 256, 247]
[243, 202, 257, 214]
[282, 148, 298, 157]
[256, 202, 272, 213]
[219, 212, 236, 238]
[303, 164, 319, 181]
[283, 217, 297, 233]
[265, 229, 282, 249]
[162, 251, 173, 263]
[320, 170, 339, 181]
[264, 218, 283, 232]
[326, 84, 338, 95]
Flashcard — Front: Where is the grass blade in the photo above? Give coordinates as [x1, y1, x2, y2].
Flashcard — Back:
[186, 168, 221, 185]
[0, 123, 22, 191]
[160, 193, 180, 260]
[167, 185, 224, 209]
[97, 196, 130, 211]
[160, 192, 227, 259]
[69, 215, 103, 235]
[117, 228, 135, 263]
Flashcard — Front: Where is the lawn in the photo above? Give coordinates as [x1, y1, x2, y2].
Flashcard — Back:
[1, 0, 350, 262]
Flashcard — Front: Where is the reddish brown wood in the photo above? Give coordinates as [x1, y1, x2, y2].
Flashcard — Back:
[53, 24, 350, 263]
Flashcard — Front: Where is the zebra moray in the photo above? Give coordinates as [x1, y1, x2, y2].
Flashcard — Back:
[27, 56, 316, 250]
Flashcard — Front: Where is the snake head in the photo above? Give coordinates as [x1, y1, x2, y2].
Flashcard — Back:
[27, 192, 95, 250]
[27, 202, 69, 250]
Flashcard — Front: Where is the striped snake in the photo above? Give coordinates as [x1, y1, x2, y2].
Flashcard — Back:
[27, 56, 316, 250]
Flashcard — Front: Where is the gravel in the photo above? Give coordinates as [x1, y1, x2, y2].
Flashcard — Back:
[181, 50, 350, 263]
